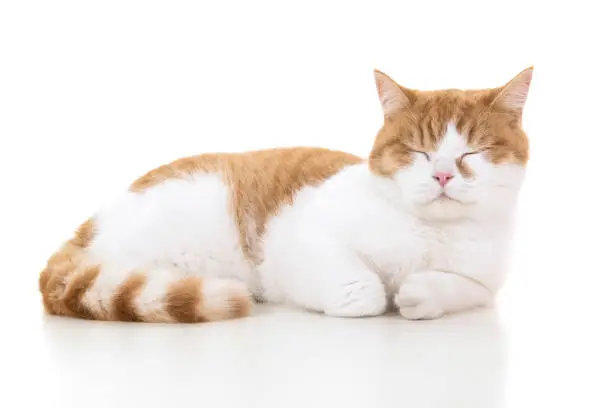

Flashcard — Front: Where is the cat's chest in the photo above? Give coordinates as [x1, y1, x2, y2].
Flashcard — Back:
[419, 224, 471, 269]
[370, 220, 498, 289]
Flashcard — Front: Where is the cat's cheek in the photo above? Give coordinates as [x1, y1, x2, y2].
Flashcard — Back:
[462, 154, 489, 177]
[394, 164, 437, 204]
[467, 162, 526, 210]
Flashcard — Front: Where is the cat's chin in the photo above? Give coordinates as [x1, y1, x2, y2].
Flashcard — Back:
[413, 196, 477, 221]
[432, 192, 462, 204]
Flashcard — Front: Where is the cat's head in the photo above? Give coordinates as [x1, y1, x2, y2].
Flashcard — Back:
[369, 67, 532, 220]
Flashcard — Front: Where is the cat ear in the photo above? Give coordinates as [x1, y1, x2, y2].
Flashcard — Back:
[491, 66, 534, 114]
[374, 70, 411, 117]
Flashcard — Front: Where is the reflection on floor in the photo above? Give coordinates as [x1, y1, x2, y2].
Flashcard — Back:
[34, 305, 505, 408]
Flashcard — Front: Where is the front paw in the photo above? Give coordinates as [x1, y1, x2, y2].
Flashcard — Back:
[394, 274, 444, 320]
[324, 279, 387, 318]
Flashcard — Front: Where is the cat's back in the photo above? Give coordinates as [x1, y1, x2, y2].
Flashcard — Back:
[90, 147, 364, 268]
[130, 146, 363, 195]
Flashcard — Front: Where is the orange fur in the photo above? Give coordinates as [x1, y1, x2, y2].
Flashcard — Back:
[165, 276, 205, 323]
[370, 68, 531, 177]
[131, 147, 363, 261]
[113, 273, 147, 322]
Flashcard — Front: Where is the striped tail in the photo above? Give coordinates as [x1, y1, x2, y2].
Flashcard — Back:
[39, 241, 252, 323]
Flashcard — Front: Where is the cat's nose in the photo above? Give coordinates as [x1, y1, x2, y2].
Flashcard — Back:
[433, 172, 454, 187]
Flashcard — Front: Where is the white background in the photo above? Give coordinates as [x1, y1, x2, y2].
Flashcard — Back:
[1, 1, 610, 407]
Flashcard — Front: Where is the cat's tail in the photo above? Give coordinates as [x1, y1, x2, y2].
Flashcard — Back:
[39, 234, 252, 323]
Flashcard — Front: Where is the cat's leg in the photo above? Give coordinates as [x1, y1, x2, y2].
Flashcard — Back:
[394, 271, 492, 320]
[266, 248, 387, 318]
[320, 263, 388, 318]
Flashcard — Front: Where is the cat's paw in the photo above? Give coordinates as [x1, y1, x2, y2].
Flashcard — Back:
[394, 274, 445, 320]
[324, 278, 387, 318]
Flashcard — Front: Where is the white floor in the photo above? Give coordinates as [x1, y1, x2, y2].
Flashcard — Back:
[11, 305, 507, 408]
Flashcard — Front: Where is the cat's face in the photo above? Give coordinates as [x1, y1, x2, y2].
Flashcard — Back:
[369, 68, 532, 220]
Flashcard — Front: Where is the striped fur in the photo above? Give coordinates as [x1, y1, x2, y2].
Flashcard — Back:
[40, 237, 254, 323]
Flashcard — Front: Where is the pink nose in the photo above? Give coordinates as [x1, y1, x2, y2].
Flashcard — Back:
[433, 172, 454, 187]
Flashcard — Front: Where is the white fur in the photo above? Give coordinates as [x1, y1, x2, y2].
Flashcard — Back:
[83, 124, 525, 320]
[84, 174, 252, 314]
[259, 123, 525, 319]
[133, 268, 181, 322]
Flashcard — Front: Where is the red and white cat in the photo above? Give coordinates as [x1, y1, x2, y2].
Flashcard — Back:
[39, 67, 532, 323]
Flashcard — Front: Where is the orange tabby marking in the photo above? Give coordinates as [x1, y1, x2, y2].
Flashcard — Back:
[370, 68, 531, 177]
[131, 147, 363, 261]
[113, 273, 147, 322]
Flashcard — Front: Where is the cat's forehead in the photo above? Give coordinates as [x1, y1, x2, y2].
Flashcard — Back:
[434, 123, 469, 155]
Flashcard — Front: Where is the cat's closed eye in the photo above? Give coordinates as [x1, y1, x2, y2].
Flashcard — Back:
[458, 150, 484, 163]
[409, 149, 430, 161]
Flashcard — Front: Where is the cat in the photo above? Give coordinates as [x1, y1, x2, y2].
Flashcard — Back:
[39, 67, 532, 323]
